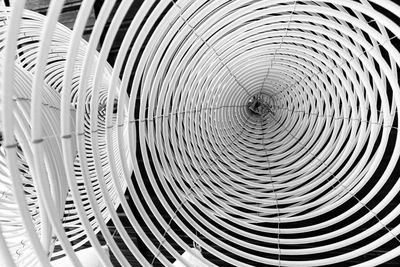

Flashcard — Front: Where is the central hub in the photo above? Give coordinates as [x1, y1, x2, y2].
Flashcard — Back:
[247, 93, 274, 116]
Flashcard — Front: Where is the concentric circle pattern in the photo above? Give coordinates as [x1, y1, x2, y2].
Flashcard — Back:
[1, 0, 400, 266]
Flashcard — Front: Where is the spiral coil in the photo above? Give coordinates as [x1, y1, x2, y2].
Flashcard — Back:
[1, 0, 400, 266]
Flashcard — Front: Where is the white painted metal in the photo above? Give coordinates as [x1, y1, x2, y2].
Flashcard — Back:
[0, 0, 400, 266]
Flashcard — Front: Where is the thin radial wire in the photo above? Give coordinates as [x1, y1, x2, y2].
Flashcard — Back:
[171, 0, 251, 96]
[269, 115, 400, 244]
[3, 103, 245, 149]
[6, 103, 398, 153]
[273, 106, 397, 129]
[150, 192, 192, 266]
[6, 102, 398, 153]
[260, 116, 281, 266]
[259, 1, 297, 95]
[150, 111, 251, 265]
[273, 34, 399, 97]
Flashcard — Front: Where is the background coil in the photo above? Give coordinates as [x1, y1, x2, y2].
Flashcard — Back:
[1, 0, 400, 266]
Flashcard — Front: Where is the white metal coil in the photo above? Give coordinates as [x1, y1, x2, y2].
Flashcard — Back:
[1, 0, 400, 266]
